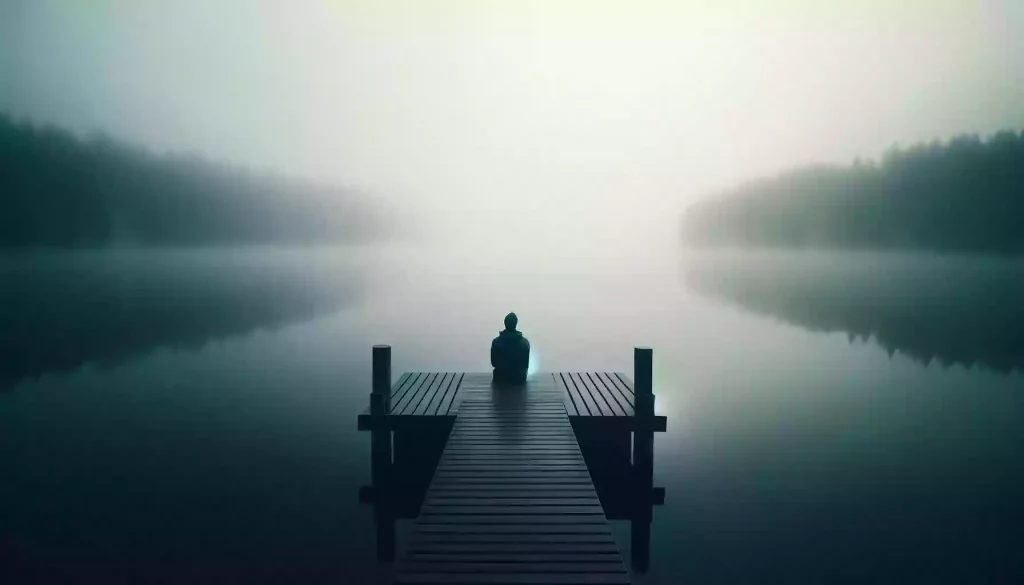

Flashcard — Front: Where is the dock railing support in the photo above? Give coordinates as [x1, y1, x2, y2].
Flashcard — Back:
[370, 344, 394, 562]
[631, 346, 655, 573]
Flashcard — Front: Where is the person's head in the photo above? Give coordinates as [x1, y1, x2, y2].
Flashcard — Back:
[503, 312, 518, 330]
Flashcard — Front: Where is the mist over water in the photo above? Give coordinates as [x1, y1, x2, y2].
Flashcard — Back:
[2, 246, 1023, 583]
[3, 1, 1024, 583]
[4, 1, 1023, 257]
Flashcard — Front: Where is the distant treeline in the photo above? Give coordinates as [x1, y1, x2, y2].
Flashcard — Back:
[684, 130, 1024, 253]
[0, 113, 393, 247]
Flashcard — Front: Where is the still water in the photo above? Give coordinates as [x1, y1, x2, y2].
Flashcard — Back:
[2, 246, 1022, 584]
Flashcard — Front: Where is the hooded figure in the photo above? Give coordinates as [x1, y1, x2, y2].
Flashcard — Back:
[491, 312, 530, 385]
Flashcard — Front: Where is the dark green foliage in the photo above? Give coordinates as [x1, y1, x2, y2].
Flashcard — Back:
[683, 130, 1024, 253]
[0, 113, 391, 247]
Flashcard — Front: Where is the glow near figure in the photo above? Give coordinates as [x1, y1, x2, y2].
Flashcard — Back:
[527, 350, 539, 380]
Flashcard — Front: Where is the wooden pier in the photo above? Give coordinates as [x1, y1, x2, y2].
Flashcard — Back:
[359, 346, 666, 584]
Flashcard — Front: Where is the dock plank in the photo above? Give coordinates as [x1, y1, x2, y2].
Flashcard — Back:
[391, 373, 432, 415]
[394, 379, 630, 585]
[567, 373, 602, 416]
[435, 373, 465, 416]
[394, 575, 630, 585]
[408, 533, 614, 544]
[358, 372, 665, 432]
[421, 506, 606, 515]
[400, 562, 625, 573]
[575, 373, 616, 417]
[415, 372, 453, 416]
[411, 524, 610, 536]
[408, 544, 621, 554]
[407, 372, 445, 416]
[387, 372, 418, 410]
[584, 373, 626, 416]
[610, 373, 636, 401]
[558, 373, 590, 416]
[407, 553, 622, 562]
[592, 372, 633, 416]
[425, 490, 600, 499]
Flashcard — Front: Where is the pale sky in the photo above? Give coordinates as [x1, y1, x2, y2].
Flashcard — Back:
[2, 0, 1022, 253]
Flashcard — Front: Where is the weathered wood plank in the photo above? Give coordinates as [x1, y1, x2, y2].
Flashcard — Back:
[568, 372, 602, 416]
[455, 423, 572, 427]
[442, 448, 589, 452]
[557, 372, 588, 416]
[408, 372, 446, 416]
[435, 456, 590, 462]
[436, 372, 464, 415]
[416, 514, 608, 524]
[421, 506, 606, 515]
[436, 463, 589, 470]
[400, 562, 626, 573]
[446, 433, 575, 439]
[434, 466, 591, 473]
[590, 372, 630, 415]
[416, 372, 453, 416]
[407, 553, 623, 562]
[436, 467, 589, 471]
[425, 499, 600, 507]
[431, 475, 595, 482]
[439, 450, 585, 456]
[394, 574, 631, 585]
[434, 465, 589, 471]
[584, 373, 626, 416]
[407, 536, 614, 545]
[387, 372, 413, 406]
[449, 429, 577, 433]
[575, 372, 615, 417]
[425, 489, 600, 498]
[459, 409, 568, 414]
[439, 450, 584, 456]
[443, 444, 582, 449]
[553, 373, 581, 416]
[611, 372, 636, 397]
[387, 370, 419, 411]
[430, 474, 596, 481]
[411, 524, 612, 534]
[408, 543, 621, 554]
[391, 372, 432, 415]
[452, 429, 570, 432]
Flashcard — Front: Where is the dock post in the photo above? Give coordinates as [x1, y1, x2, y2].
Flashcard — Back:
[373, 344, 392, 414]
[632, 346, 655, 573]
[632, 347, 654, 474]
[370, 344, 394, 562]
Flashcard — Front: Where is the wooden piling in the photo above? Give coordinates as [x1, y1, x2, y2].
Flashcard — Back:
[372, 344, 392, 413]
[631, 346, 655, 573]
[370, 344, 395, 562]
[632, 347, 655, 472]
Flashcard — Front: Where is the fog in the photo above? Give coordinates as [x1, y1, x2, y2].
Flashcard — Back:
[2, 0, 1022, 258]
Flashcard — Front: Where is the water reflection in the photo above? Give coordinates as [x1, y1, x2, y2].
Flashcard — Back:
[0, 248, 365, 390]
[684, 251, 1024, 373]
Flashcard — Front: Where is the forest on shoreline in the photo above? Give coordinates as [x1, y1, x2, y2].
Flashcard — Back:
[0, 113, 393, 248]
[683, 130, 1024, 254]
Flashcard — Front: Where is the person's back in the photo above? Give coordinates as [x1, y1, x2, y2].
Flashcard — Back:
[491, 312, 530, 385]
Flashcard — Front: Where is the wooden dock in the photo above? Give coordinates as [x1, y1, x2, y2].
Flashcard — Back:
[359, 346, 665, 584]
[357, 372, 666, 433]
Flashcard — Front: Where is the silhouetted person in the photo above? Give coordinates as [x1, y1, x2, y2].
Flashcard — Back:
[491, 312, 530, 385]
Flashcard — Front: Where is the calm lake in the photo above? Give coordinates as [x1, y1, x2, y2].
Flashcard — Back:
[2, 245, 1022, 584]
